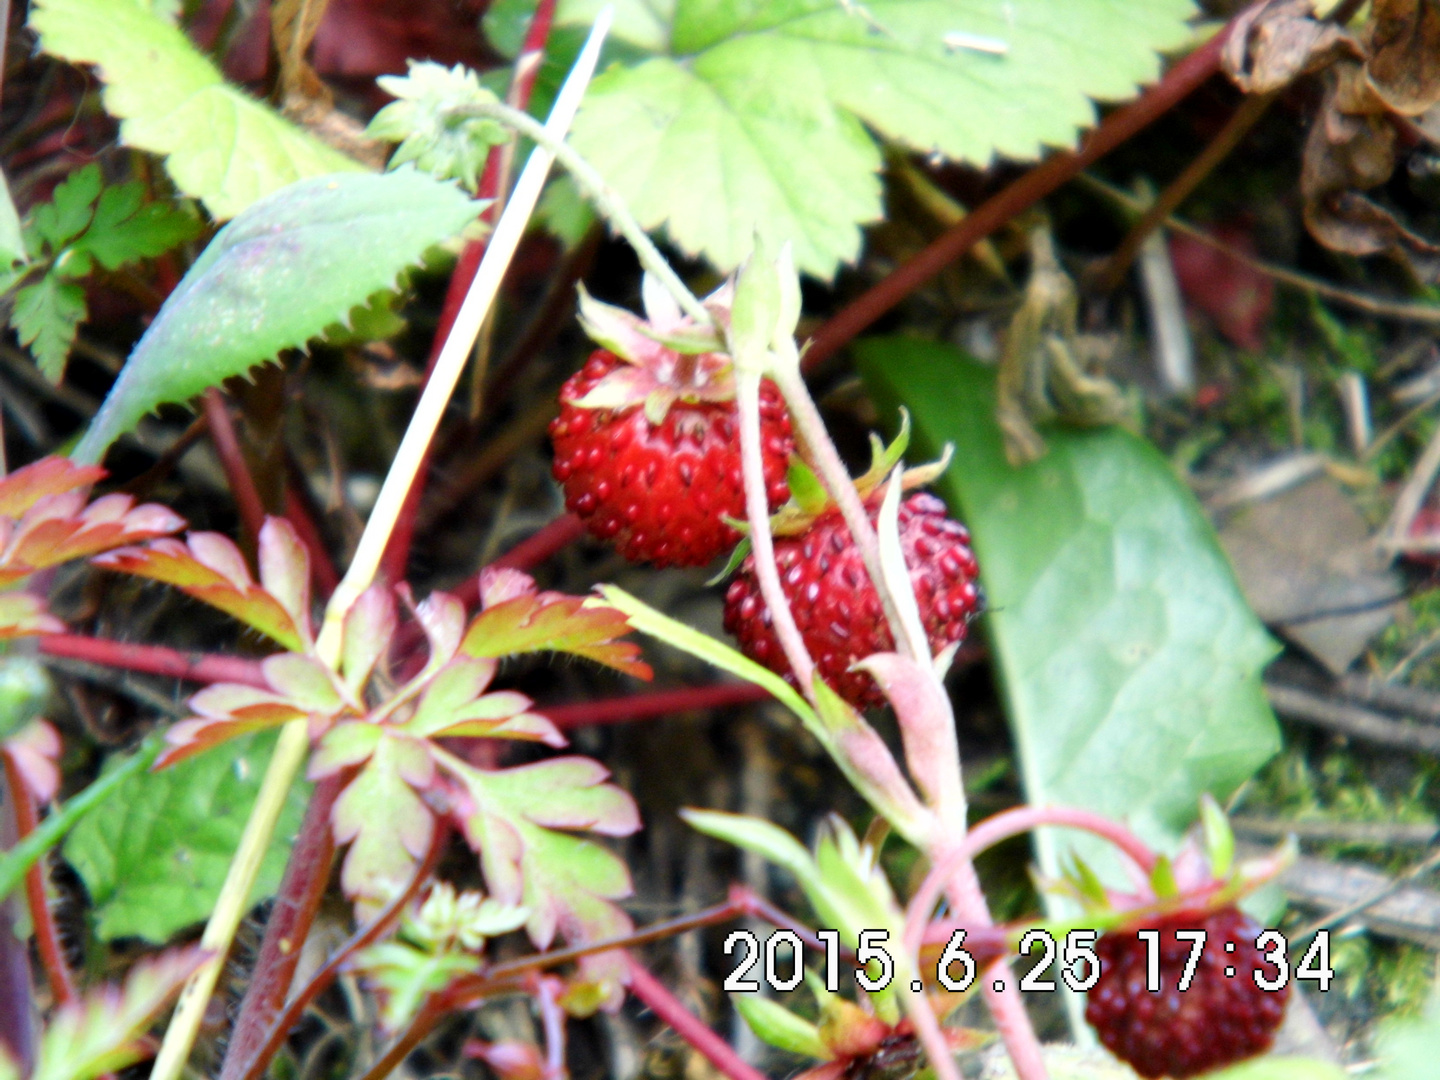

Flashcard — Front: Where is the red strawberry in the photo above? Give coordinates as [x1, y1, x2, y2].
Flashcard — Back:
[550, 281, 793, 567]
[722, 492, 980, 709]
[1085, 905, 1290, 1079]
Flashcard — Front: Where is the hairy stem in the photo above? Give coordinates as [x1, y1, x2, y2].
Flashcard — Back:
[379, 0, 558, 584]
[218, 772, 349, 1080]
[37, 633, 265, 688]
[624, 956, 767, 1080]
[454, 100, 711, 328]
[203, 388, 267, 551]
[1, 748, 74, 1005]
[735, 370, 816, 699]
[148, 25, 614, 1080]
[231, 822, 445, 1080]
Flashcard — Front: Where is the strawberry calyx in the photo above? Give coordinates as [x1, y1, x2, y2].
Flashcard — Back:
[569, 274, 738, 424]
[711, 411, 953, 583]
[1046, 795, 1295, 933]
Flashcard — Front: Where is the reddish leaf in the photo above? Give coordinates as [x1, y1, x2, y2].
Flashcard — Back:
[446, 753, 639, 1006]
[2, 718, 61, 802]
[461, 571, 651, 679]
[1168, 226, 1275, 351]
[1, 490, 183, 585]
[401, 657, 565, 747]
[0, 592, 64, 639]
[94, 527, 309, 651]
[0, 457, 104, 518]
[332, 731, 437, 912]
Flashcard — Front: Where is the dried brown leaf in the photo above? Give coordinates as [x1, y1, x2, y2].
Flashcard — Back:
[1366, 0, 1440, 115]
[1222, 0, 1362, 93]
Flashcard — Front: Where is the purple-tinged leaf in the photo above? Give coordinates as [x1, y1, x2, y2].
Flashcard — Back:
[257, 517, 313, 643]
[309, 720, 384, 778]
[3, 718, 61, 802]
[0, 457, 104, 517]
[259, 653, 344, 712]
[402, 658, 564, 744]
[1, 487, 183, 584]
[445, 752, 638, 1004]
[333, 732, 436, 911]
[342, 583, 396, 694]
[413, 587, 466, 672]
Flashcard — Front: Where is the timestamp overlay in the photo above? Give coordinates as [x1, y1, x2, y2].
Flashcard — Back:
[722, 927, 1335, 995]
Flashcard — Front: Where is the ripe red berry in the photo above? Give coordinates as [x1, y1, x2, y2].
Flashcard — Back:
[722, 492, 980, 709]
[551, 349, 793, 567]
[1085, 905, 1290, 1079]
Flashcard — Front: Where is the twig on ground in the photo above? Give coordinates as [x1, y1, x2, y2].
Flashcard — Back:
[1265, 682, 1440, 754]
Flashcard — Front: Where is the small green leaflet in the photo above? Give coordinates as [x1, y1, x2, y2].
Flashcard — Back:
[546, 0, 1195, 277]
[0, 167, 23, 265]
[857, 339, 1280, 886]
[65, 732, 309, 943]
[11, 164, 200, 380]
[30, 0, 361, 221]
[13, 276, 85, 381]
[73, 169, 483, 462]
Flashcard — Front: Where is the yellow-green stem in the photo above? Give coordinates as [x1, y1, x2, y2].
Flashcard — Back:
[146, 14, 613, 1079]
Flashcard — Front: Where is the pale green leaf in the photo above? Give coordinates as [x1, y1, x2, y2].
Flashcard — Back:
[1207, 1059, 1348, 1080]
[30, 0, 361, 220]
[857, 339, 1280, 887]
[74, 169, 481, 462]
[65, 732, 310, 942]
[14, 273, 85, 381]
[731, 994, 829, 1060]
[597, 585, 814, 723]
[0, 167, 25, 265]
[559, 0, 1195, 277]
[1373, 980, 1440, 1080]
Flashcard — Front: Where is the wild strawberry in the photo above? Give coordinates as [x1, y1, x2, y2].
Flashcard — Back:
[1084, 905, 1290, 1079]
[722, 492, 980, 709]
[549, 279, 793, 567]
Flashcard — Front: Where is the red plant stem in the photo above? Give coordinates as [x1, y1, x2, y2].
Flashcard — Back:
[37, 633, 266, 687]
[218, 771, 349, 1080]
[1, 749, 74, 1006]
[538, 976, 567, 1080]
[802, 22, 1237, 372]
[624, 956, 768, 1080]
[203, 388, 268, 550]
[379, 0, 560, 585]
[0, 771, 34, 1074]
[283, 487, 340, 597]
[229, 820, 446, 1080]
[544, 682, 771, 728]
[902, 805, 1158, 958]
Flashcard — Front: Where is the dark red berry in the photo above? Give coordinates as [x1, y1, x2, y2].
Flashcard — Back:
[1085, 906, 1290, 1079]
[550, 350, 793, 567]
[722, 493, 980, 709]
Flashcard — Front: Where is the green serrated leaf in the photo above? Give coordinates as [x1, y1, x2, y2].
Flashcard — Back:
[857, 339, 1280, 889]
[61, 183, 201, 275]
[560, 0, 1194, 277]
[30, 0, 361, 221]
[74, 169, 481, 462]
[64, 732, 309, 942]
[14, 273, 86, 381]
[28, 163, 102, 253]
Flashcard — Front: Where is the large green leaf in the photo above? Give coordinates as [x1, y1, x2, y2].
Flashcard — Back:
[73, 169, 481, 462]
[30, 0, 360, 220]
[65, 732, 309, 942]
[553, 0, 1195, 277]
[857, 338, 1280, 881]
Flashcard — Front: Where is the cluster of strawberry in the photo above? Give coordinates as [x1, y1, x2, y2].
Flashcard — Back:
[549, 284, 1289, 1078]
[547, 282, 982, 710]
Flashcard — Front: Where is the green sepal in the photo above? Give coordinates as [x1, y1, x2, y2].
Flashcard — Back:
[1200, 794, 1235, 880]
[731, 994, 830, 1060]
[1149, 855, 1178, 900]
